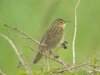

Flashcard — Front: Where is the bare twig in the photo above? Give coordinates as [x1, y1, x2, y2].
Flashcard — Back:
[25, 46, 68, 66]
[0, 23, 40, 45]
[51, 61, 91, 74]
[0, 70, 6, 75]
[89, 64, 100, 67]
[86, 66, 100, 73]
[0, 33, 33, 75]
[72, 0, 80, 65]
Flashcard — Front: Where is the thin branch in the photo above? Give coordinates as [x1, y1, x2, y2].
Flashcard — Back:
[25, 46, 68, 66]
[89, 64, 100, 67]
[0, 70, 6, 75]
[51, 61, 91, 74]
[0, 33, 33, 75]
[86, 66, 100, 73]
[0, 23, 41, 45]
[72, 0, 80, 65]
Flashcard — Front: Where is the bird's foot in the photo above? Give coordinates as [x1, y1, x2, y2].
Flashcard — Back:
[61, 41, 68, 49]
[50, 50, 59, 59]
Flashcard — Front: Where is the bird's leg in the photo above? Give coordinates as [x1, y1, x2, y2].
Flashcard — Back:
[50, 50, 68, 66]
[50, 50, 59, 59]
[61, 41, 68, 49]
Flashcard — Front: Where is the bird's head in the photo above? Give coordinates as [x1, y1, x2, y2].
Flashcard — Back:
[52, 18, 70, 29]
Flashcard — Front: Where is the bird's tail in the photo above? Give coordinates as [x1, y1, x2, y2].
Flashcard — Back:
[33, 49, 44, 64]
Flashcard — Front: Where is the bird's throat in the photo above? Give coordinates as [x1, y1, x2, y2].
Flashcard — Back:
[59, 24, 66, 29]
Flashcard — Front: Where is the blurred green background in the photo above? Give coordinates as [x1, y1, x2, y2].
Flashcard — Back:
[0, 0, 100, 75]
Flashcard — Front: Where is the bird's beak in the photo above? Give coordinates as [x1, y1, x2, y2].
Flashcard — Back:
[65, 21, 71, 23]
[59, 21, 71, 29]
[61, 21, 71, 29]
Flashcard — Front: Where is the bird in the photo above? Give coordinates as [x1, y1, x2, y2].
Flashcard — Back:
[33, 18, 68, 64]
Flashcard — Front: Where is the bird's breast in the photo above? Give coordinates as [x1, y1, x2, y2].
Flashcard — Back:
[40, 30, 64, 50]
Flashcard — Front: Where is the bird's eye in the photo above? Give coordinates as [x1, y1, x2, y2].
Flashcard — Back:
[60, 21, 63, 23]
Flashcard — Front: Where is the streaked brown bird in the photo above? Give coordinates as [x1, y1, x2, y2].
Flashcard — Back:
[33, 18, 68, 64]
